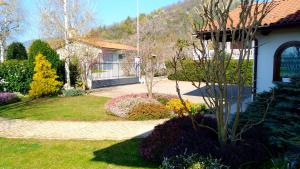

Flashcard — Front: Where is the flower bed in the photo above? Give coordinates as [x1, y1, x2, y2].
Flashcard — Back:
[105, 93, 177, 118]
[0, 92, 20, 106]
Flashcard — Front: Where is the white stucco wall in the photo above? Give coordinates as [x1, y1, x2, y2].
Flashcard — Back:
[256, 28, 300, 93]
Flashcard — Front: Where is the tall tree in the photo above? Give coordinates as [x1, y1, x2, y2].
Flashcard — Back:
[38, 0, 94, 88]
[0, 0, 23, 63]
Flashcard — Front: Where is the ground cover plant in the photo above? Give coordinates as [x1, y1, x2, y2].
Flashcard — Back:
[105, 93, 177, 119]
[0, 92, 20, 106]
[128, 103, 172, 120]
[0, 138, 157, 169]
[0, 95, 121, 121]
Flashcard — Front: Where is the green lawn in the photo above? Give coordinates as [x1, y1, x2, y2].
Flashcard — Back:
[0, 138, 158, 169]
[0, 95, 122, 121]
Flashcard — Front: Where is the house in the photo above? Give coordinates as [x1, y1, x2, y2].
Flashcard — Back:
[55, 38, 140, 89]
[196, 0, 300, 94]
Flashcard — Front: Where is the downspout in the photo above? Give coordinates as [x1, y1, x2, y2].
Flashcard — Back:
[253, 39, 258, 98]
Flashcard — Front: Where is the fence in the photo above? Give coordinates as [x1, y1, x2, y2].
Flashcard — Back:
[91, 62, 140, 80]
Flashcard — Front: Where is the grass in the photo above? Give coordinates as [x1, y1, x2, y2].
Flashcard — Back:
[0, 95, 123, 121]
[0, 138, 158, 169]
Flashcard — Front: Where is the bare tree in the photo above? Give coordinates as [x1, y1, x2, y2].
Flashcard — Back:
[173, 0, 276, 146]
[0, 0, 23, 63]
[39, 0, 94, 88]
[140, 12, 166, 98]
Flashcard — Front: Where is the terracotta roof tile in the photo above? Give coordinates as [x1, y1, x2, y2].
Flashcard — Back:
[201, 0, 300, 32]
[78, 38, 137, 51]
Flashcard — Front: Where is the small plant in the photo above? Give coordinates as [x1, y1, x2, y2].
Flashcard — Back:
[166, 98, 192, 116]
[191, 103, 207, 114]
[160, 153, 228, 169]
[62, 88, 85, 97]
[128, 103, 171, 120]
[0, 92, 20, 106]
[29, 54, 63, 98]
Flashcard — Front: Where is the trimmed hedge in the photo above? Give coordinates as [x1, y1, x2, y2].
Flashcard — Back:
[0, 60, 33, 94]
[166, 58, 253, 85]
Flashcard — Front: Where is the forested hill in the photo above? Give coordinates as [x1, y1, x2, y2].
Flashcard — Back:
[86, 0, 238, 61]
[86, 0, 199, 47]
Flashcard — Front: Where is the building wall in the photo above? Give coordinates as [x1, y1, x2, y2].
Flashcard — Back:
[256, 28, 300, 93]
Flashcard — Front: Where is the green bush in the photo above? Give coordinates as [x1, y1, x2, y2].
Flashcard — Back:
[166, 58, 253, 85]
[160, 153, 228, 169]
[6, 42, 28, 60]
[62, 88, 85, 97]
[128, 103, 171, 120]
[28, 40, 60, 68]
[0, 60, 33, 94]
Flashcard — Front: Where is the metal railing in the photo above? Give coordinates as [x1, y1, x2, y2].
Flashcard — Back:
[91, 62, 140, 80]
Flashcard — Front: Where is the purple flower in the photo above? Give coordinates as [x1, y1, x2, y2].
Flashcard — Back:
[0, 92, 19, 106]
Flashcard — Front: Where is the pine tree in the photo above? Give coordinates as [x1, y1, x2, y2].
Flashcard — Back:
[29, 54, 63, 98]
[241, 74, 300, 149]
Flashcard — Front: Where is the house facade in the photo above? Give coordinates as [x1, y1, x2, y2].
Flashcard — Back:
[56, 38, 139, 89]
[197, 0, 300, 95]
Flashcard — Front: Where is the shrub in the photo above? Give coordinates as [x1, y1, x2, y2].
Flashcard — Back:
[29, 54, 63, 98]
[0, 60, 33, 94]
[166, 58, 253, 85]
[240, 74, 300, 149]
[62, 88, 85, 97]
[160, 153, 228, 169]
[128, 103, 171, 120]
[0, 92, 20, 106]
[28, 40, 61, 69]
[191, 103, 207, 114]
[166, 98, 192, 116]
[140, 114, 271, 169]
[6, 42, 28, 60]
[140, 114, 217, 162]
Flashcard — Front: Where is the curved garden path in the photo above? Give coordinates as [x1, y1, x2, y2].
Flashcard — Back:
[0, 117, 167, 140]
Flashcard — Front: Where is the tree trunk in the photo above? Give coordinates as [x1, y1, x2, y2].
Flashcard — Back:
[0, 40, 5, 63]
[64, 0, 71, 88]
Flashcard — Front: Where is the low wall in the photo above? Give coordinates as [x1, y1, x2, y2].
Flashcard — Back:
[91, 77, 140, 89]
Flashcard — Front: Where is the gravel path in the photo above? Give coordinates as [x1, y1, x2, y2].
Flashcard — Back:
[0, 117, 167, 140]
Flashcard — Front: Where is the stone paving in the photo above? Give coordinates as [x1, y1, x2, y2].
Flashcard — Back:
[91, 79, 206, 103]
[0, 117, 167, 140]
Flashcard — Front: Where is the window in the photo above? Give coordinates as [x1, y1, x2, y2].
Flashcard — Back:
[273, 41, 300, 82]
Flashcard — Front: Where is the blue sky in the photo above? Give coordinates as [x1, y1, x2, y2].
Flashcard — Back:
[15, 0, 182, 43]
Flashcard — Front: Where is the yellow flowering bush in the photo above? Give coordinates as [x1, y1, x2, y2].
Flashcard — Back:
[29, 53, 63, 98]
[166, 98, 192, 116]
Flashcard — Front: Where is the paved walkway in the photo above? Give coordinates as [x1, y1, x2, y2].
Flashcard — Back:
[0, 117, 167, 140]
[91, 79, 205, 103]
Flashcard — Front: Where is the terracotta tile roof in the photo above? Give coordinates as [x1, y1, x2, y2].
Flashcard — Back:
[78, 38, 137, 51]
[51, 38, 136, 51]
[200, 0, 300, 32]
[229, 0, 300, 29]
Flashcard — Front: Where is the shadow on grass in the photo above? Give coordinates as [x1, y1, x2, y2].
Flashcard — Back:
[91, 138, 158, 168]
